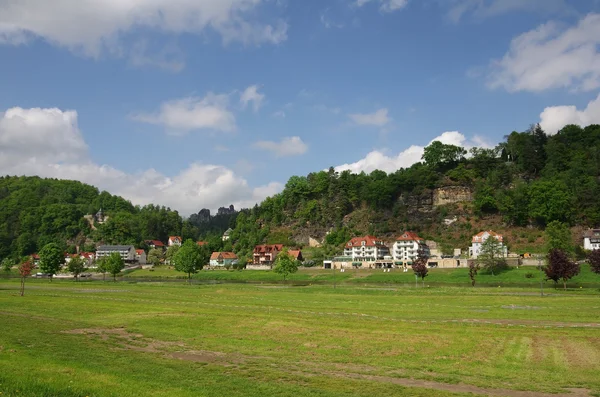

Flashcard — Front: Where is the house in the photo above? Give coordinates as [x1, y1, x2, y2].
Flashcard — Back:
[392, 232, 430, 265]
[31, 254, 40, 266]
[288, 250, 304, 262]
[343, 236, 390, 262]
[253, 244, 284, 265]
[168, 236, 182, 247]
[145, 240, 165, 250]
[96, 245, 136, 262]
[197, 241, 208, 247]
[222, 228, 233, 241]
[135, 249, 147, 265]
[584, 229, 600, 250]
[209, 252, 238, 267]
[469, 231, 508, 259]
[95, 208, 108, 224]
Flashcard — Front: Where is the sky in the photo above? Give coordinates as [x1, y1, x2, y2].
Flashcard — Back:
[1, 0, 600, 215]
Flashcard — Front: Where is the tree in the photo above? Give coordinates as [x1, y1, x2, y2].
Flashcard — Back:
[147, 248, 164, 267]
[105, 252, 125, 281]
[422, 141, 467, 168]
[18, 259, 34, 296]
[477, 237, 507, 275]
[67, 256, 86, 282]
[165, 245, 180, 265]
[587, 250, 600, 275]
[39, 243, 65, 281]
[2, 257, 15, 273]
[273, 249, 298, 282]
[172, 239, 208, 281]
[544, 249, 580, 290]
[411, 246, 429, 287]
[544, 221, 573, 253]
[468, 261, 480, 287]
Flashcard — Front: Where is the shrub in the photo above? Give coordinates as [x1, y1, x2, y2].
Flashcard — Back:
[525, 272, 534, 279]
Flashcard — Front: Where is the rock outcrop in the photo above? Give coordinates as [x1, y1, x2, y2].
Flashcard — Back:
[433, 186, 472, 206]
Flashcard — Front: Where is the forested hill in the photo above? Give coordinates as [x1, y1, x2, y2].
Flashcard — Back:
[227, 123, 600, 261]
[1, 123, 599, 263]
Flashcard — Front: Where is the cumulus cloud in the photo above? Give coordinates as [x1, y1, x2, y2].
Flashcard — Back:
[539, 93, 600, 135]
[487, 13, 600, 92]
[348, 108, 390, 127]
[0, 0, 288, 57]
[254, 136, 308, 157]
[240, 85, 265, 112]
[0, 106, 281, 214]
[334, 131, 490, 174]
[446, 0, 572, 23]
[132, 93, 236, 134]
[354, 0, 408, 13]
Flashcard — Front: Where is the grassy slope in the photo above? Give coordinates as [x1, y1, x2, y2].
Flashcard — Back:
[1, 280, 600, 396]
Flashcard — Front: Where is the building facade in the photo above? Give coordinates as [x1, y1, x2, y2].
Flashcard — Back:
[343, 236, 390, 261]
[584, 229, 600, 250]
[168, 236, 182, 247]
[222, 228, 233, 241]
[96, 245, 136, 262]
[253, 244, 284, 265]
[209, 252, 238, 267]
[392, 231, 430, 264]
[469, 231, 508, 259]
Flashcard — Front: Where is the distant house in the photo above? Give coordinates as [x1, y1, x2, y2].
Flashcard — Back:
[197, 241, 208, 247]
[583, 229, 600, 250]
[253, 244, 284, 265]
[288, 250, 304, 262]
[222, 228, 233, 241]
[168, 236, 182, 247]
[210, 252, 238, 267]
[145, 240, 165, 250]
[31, 254, 40, 266]
[392, 232, 430, 265]
[135, 249, 147, 265]
[95, 208, 108, 224]
[96, 245, 136, 262]
[343, 236, 390, 262]
[469, 231, 508, 259]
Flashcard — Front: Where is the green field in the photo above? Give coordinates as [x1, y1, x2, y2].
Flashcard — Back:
[1, 279, 600, 397]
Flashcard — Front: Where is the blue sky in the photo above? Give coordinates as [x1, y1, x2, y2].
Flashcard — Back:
[1, 0, 600, 214]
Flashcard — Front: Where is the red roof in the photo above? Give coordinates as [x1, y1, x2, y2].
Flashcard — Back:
[169, 236, 182, 241]
[197, 241, 208, 246]
[145, 240, 165, 247]
[80, 252, 94, 259]
[472, 230, 503, 243]
[254, 244, 284, 253]
[345, 236, 384, 248]
[31, 254, 40, 260]
[396, 231, 423, 241]
[288, 250, 303, 260]
[136, 249, 144, 255]
[210, 252, 238, 260]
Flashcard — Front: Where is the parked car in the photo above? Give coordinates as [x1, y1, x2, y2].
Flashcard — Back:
[34, 273, 51, 278]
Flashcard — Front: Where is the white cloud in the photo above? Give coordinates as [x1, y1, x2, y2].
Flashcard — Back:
[539, 93, 600, 135]
[446, 0, 572, 23]
[128, 40, 186, 73]
[132, 93, 236, 134]
[348, 108, 390, 127]
[353, 0, 408, 13]
[254, 136, 308, 157]
[0, 106, 281, 214]
[334, 131, 490, 174]
[320, 8, 344, 29]
[240, 85, 265, 112]
[271, 111, 286, 118]
[0, 0, 288, 57]
[487, 13, 600, 92]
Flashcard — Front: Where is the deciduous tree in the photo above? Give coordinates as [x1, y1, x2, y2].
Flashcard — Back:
[2, 257, 15, 273]
[587, 250, 600, 275]
[67, 256, 86, 281]
[544, 221, 573, 253]
[18, 259, 34, 296]
[39, 243, 65, 281]
[147, 248, 164, 267]
[544, 249, 580, 290]
[411, 247, 429, 287]
[105, 252, 125, 282]
[477, 237, 507, 275]
[172, 239, 208, 281]
[468, 262, 480, 287]
[273, 249, 298, 282]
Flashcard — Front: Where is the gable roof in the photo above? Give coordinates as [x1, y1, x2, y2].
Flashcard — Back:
[136, 249, 144, 255]
[97, 245, 135, 251]
[168, 236, 182, 241]
[223, 228, 233, 235]
[288, 250, 303, 260]
[254, 244, 284, 253]
[583, 229, 600, 238]
[210, 252, 238, 260]
[345, 236, 384, 248]
[396, 231, 423, 241]
[145, 240, 165, 247]
[472, 230, 503, 243]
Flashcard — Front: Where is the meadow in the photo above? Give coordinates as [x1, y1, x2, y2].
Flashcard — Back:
[1, 278, 600, 397]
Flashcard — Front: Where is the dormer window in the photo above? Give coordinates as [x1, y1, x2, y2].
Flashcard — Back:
[361, 241, 366, 246]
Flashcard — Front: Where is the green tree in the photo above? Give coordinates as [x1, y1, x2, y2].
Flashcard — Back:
[528, 180, 574, 225]
[544, 221, 573, 254]
[172, 239, 209, 281]
[165, 245, 180, 265]
[468, 261, 480, 287]
[96, 258, 108, 281]
[273, 249, 298, 282]
[105, 252, 125, 281]
[422, 141, 467, 168]
[477, 237, 507, 275]
[67, 256, 86, 281]
[39, 243, 65, 281]
[2, 257, 15, 273]
[147, 248, 164, 267]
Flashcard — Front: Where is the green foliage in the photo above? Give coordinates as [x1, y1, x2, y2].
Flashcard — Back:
[165, 245, 180, 264]
[2, 257, 15, 272]
[67, 256, 86, 281]
[105, 252, 125, 281]
[172, 239, 209, 279]
[476, 237, 507, 275]
[147, 248, 164, 267]
[273, 249, 298, 281]
[544, 221, 573, 254]
[39, 243, 65, 278]
[422, 141, 467, 169]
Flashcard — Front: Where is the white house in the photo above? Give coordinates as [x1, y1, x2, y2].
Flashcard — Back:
[469, 231, 507, 259]
[222, 228, 233, 241]
[392, 231, 430, 264]
[96, 245, 136, 262]
[583, 229, 600, 250]
[343, 236, 390, 262]
[168, 236, 182, 247]
[209, 252, 238, 267]
[135, 249, 147, 265]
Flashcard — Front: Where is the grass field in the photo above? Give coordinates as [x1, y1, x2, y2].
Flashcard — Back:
[1, 279, 600, 397]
